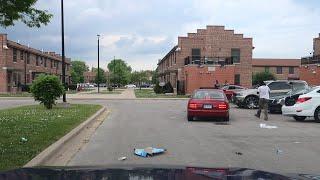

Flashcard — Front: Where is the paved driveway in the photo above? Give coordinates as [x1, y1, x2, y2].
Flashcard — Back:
[68, 99, 320, 174]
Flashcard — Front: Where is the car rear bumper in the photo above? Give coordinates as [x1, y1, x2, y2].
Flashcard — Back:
[282, 105, 314, 117]
[188, 109, 229, 117]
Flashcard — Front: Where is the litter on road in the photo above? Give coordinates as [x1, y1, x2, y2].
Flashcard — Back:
[118, 156, 127, 161]
[134, 147, 166, 158]
[20, 137, 28, 142]
[259, 123, 278, 129]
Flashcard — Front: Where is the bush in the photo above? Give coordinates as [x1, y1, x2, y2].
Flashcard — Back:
[68, 84, 77, 90]
[107, 86, 113, 91]
[30, 74, 65, 109]
[153, 82, 163, 94]
[21, 84, 30, 92]
[163, 82, 174, 93]
[252, 71, 276, 86]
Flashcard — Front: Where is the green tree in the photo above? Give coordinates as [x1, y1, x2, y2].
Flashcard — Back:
[252, 71, 276, 86]
[107, 59, 132, 86]
[151, 70, 158, 84]
[70, 60, 89, 84]
[130, 71, 148, 89]
[0, 0, 53, 28]
[30, 74, 65, 109]
[94, 68, 107, 84]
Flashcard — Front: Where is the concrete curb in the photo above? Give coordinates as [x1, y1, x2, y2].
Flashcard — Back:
[69, 98, 189, 100]
[24, 106, 107, 167]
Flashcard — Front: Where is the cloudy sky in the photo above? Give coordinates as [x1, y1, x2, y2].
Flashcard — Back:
[1, 0, 320, 70]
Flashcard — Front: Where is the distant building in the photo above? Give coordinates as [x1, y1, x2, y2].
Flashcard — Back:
[84, 71, 96, 83]
[0, 34, 71, 93]
[252, 58, 300, 80]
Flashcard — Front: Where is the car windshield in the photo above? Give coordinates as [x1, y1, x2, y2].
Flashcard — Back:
[193, 90, 224, 99]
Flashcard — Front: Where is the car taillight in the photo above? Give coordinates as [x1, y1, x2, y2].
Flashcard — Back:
[296, 97, 312, 104]
[188, 103, 198, 109]
[218, 103, 228, 109]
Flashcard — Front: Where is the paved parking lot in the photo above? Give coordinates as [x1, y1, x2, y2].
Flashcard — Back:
[1, 99, 320, 174]
[68, 99, 320, 174]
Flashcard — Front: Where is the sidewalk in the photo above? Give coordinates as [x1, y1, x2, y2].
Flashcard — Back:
[67, 88, 136, 99]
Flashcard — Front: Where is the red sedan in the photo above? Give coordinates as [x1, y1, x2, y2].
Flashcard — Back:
[187, 89, 230, 121]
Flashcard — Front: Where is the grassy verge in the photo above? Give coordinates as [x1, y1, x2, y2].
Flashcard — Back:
[0, 104, 102, 171]
[134, 89, 189, 98]
[89, 89, 124, 94]
[0, 92, 32, 97]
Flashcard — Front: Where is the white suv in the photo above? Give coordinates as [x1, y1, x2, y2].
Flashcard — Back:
[282, 86, 320, 122]
[234, 80, 308, 109]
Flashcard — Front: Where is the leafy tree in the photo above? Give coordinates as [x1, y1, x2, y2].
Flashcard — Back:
[70, 60, 89, 84]
[252, 71, 276, 86]
[94, 68, 107, 84]
[0, 0, 53, 28]
[151, 70, 158, 84]
[107, 59, 132, 86]
[130, 71, 148, 89]
[30, 74, 65, 109]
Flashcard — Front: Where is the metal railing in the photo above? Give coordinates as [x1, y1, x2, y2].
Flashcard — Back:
[184, 56, 236, 66]
[301, 55, 320, 65]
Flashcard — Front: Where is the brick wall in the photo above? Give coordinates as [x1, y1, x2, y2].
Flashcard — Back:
[253, 66, 300, 80]
[0, 34, 8, 92]
[300, 65, 320, 86]
[184, 65, 236, 94]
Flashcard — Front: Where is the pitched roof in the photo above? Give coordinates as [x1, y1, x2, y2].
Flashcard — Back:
[252, 58, 301, 67]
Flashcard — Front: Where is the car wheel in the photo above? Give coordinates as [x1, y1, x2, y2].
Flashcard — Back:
[293, 116, 306, 122]
[224, 116, 230, 122]
[314, 107, 320, 123]
[244, 96, 259, 109]
[188, 116, 193, 121]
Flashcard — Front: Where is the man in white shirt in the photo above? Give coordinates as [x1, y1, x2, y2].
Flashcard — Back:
[255, 82, 271, 120]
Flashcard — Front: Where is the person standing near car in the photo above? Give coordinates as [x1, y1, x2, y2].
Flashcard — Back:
[255, 82, 270, 121]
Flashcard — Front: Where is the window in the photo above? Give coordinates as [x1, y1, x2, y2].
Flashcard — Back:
[231, 49, 240, 63]
[36, 56, 39, 66]
[40, 57, 43, 65]
[228, 86, 235, 90]
[20, 51, 24, 60]
[268, 82, 290, 90]
[191, 48, 201, 64]
[265, 67, 269, 72]
[57, 62, 59, 69]
[289, 67, 294, 74]
[44, 58, 47, 67]
[234, 74, 240, 85]
[174, 52, 176, 64]
[50, 59, 53, 68]
[276, 67, 283, 74]
[26, 53, 30, 64]
[13, 49, 17, 62]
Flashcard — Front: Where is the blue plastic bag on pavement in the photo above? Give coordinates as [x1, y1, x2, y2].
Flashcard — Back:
[134, 147, 166, 158]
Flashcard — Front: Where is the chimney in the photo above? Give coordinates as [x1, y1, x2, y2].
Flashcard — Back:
[1, 34, 9, 50]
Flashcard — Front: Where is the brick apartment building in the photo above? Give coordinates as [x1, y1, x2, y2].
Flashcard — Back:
[157, 26, 320, 94]
[299, 34, 320, 86]
[84, 70, 110, 83]
[252, 58, 300, 80]
[0, 34, 71, 93]
[157, 25, 253, 94]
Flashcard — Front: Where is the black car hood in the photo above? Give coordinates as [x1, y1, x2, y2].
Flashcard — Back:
[0, 165, 319, 180]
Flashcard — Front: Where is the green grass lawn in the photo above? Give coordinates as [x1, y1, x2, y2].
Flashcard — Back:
[89, 89, 124, 94]
[134, 89, 189, 98]
[0, 92, 32, 97]
[0, 104, 102, 171]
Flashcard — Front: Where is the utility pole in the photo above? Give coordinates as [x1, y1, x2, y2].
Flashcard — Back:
[61, 0, 66, 102]
[97, 34, 100, 93]
[113, 56, 115, 90]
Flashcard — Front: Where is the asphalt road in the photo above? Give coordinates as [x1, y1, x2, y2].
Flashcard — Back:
[67, 99, 320, 174]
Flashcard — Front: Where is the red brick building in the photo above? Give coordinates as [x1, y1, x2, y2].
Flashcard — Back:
[0, 34, 71, 93]
[299, 34, 320, 86]
[158, 25, 253, 94]
[252, 58, 300, 80]
[84, 71, 96, 83]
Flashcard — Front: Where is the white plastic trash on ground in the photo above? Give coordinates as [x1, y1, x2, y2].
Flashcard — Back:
[260, 123, 278, 129]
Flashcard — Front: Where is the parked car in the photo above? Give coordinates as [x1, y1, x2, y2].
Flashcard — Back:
[268, 83, 311, 113]
[234, 80, 308, 109]
[221, 85, 246, 101]
[125, 84, 136, 88]
[282, 86, 320, 122]
[187, 89, 230, 121]
[139, 84, 150, 88]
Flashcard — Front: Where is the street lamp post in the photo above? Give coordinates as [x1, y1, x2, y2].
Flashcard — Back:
[61, 0, 66, 102]
[97, 34, 100, 93]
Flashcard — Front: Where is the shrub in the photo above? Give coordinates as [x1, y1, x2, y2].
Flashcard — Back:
[252, 71, 276, 86]
[153, 82, 163, 94]
[163, 82, 174, 93]
[30, 74, 65, 109]
[21, 84, 30, 92]
[107, 86, 113, 91]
